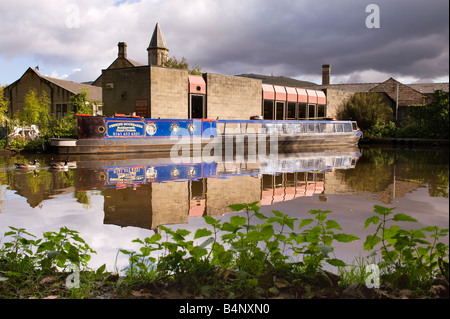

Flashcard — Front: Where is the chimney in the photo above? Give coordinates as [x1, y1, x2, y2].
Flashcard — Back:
[322, 64, 331, 85]
[118, 42, 127, 59]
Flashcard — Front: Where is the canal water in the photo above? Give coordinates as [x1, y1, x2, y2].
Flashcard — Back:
[0, 145, 448, 273]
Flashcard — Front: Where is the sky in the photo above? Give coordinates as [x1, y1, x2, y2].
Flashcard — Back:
[0, 0, 448, 86]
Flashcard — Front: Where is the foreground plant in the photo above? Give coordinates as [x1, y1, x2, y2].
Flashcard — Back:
[0, 226, 104, 298]
[363, 205, 449, 290]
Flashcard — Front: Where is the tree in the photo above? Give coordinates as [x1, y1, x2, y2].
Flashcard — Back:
[0, 85, 9, 120]
[70, 88, 93, 115]
[15, 89, 51, 130]
[400, 90, 449, 139]
[163, 56, 203, 75]
[337, 92, 395, 136]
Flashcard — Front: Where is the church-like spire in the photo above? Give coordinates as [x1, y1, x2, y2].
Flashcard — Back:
[147, 23, 169, 66]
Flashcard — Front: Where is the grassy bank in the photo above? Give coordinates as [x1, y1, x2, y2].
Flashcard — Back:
[0, 204, 448, 299]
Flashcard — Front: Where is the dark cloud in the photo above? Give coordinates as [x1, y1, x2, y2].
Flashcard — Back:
[0, 0, 448, 84]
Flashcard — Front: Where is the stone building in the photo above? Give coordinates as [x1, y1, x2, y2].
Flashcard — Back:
[312, 65, 449, 123]
[101, 24, 328, 120]
[5, 67, 102, 118]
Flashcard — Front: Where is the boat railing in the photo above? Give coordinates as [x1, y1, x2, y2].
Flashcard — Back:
[216, 119, 357, 136]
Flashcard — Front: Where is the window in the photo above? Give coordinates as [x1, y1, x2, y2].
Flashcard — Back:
[317, 104, 325, 119]
[56, 103, 68, 119]
[287, 102, 296, 120]
[308, 104, 316, 120]
[344, 123, 352, 132]
[275, 101, 284, 120]
[263, 100, 274, 120]
[298, 103, 307, 120]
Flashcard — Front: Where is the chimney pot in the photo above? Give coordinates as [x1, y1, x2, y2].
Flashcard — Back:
[322, 64, 331, 85]
[118, 42, 127, 59]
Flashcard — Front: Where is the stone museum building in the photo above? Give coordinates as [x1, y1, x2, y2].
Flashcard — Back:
[98, 23, 328, 121]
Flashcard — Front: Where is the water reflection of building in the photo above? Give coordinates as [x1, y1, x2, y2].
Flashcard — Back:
[73, 150, 361, 230]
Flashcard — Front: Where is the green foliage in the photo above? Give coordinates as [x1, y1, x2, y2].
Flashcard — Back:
[13, 89, 50, 133]
[291, 209, 358, 272]
[337, 92, 394, 135]
[398, 90, 449, 139]
[0, 85, 8, 119]
[0, 226, 96, 275]
[120, 202, 360, 297]
[163, 56, 203, 75]
[70, 88, 93, 115]
[1, 203, 448, 298]
[363, 205, 449, 289]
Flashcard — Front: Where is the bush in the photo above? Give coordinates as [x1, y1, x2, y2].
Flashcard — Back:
[337, 92, 394, 136]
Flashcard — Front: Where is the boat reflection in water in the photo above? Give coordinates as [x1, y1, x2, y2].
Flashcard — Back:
[72, 147, 361, 230]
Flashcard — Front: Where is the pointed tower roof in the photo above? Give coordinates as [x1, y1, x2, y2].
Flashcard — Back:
[147, 23, 168, 50]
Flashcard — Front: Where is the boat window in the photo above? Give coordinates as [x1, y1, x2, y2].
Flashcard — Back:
[325, 123, 335, 133]
[344, 123, 352, 132]
[307, 123, 317, 132]
[319, 123, 327, 133]
[352, 122, 358, 130]
[336, 124, 343, 133]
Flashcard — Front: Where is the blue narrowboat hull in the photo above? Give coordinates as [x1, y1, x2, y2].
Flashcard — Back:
[49, 115, 362, 154]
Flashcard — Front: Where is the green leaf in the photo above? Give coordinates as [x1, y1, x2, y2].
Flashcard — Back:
[145, 233, 162, 244]
[203, 215, 220, 226]
[364, 235, 381, 250]
[325, 220, 342, 230]
[230, 216, 246, 227]
[333, 233, 359, 243]
[199, 237, 215, 250]
[194, 228, 212, 239]
[373, 205, 395, 216]
[96, 263, 106, 275]
[364, 216, 379, 229]
[326, 258, 347, 267]
[299, 219, 314, 229]
[228, 204, 248, 212]
[392, 213, 417, 223]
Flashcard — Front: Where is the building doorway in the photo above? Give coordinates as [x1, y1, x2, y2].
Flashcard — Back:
[190, 95, 205, 119]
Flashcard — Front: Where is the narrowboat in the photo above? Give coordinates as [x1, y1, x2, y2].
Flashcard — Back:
[48, 114, 362, 155]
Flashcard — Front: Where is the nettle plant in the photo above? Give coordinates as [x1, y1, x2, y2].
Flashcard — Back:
[363, 205, 449, 286]
[0, 226, 97, 279]
[121, 202, 360, 287]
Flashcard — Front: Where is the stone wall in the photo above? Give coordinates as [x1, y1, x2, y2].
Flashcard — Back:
[205, 73, 262, 120]
[150, 66, 189, 119]
[323, 88, 356, 118]
[102, 66, 150, 116]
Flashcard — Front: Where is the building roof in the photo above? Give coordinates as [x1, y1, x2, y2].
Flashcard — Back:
[237, 73, 318, 88]
[12, 67, 102, 101]
[408, 82, 449, 94]
[148, 23, 168, 50]
[41, 73, 102, 101]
